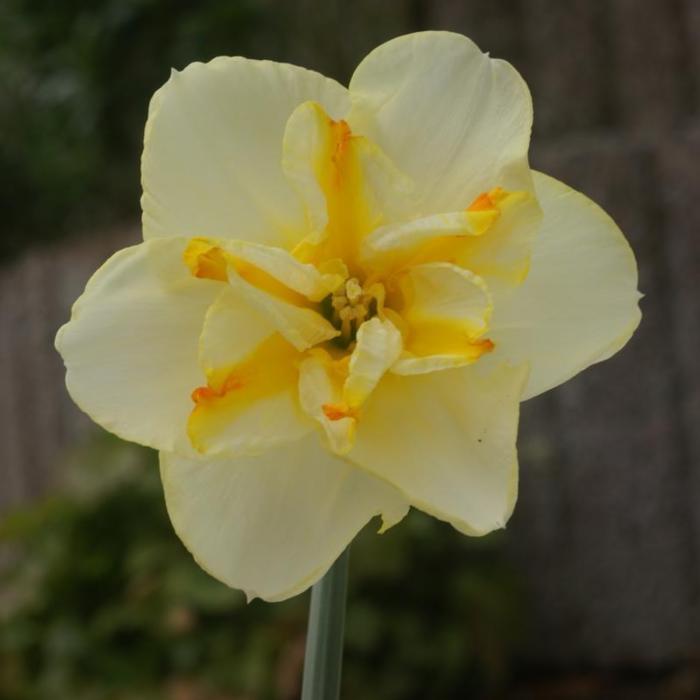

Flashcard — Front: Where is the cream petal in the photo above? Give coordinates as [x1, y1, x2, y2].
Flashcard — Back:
[457, 190, 542, 287]
[298, 352, 355, 455]
[345, 317, 403, 406]
[350, 362, 529, 535]
[361, 211, 478, 271]
[489, 172, 642, 399]
[398, 263, 492, 338]
[392, 263, 494, 375]
[362, 190, 540, 289]
[282, 100, 412, 271]
[392, 354, 482, 376]
[188, 375, 310, 457]
[348, 31, 534, 217]
[183, 236, 341, 301]
[189, 287, 312, 456]
[298, 318, 402, 455]
[226, 265, 339, 351]
[142, 58, 349, 247]
[224, 239, 340, 301]
[198, 286, 276, 376]
[282, 100, 334, 236]
[55, 238, 217, 452]
[160, 436, 409, 601]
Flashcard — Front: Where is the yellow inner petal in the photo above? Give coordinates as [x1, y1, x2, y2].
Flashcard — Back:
[287, 103, 384, 278]
[188, 333, 300, 452]
[183, 237, 307, 306]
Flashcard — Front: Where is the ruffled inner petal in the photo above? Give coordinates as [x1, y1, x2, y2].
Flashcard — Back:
[361, 189, 540, 288]
[283, 100, 413, 276]
[390, 262, 494, 375]
[189, 286, 312, 456]
[298, 317, 402, 454]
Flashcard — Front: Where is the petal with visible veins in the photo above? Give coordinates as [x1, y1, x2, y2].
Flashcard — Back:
[488, 171, 642, 399]
[160, 435, 409, 601]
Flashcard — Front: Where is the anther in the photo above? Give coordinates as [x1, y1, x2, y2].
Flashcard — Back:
[345, 278, 363, 304]
[323, 277, 386, 347]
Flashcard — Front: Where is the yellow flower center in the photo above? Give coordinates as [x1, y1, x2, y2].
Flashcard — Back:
[179, 100, 538, 455]
[322, 277, 385, 347]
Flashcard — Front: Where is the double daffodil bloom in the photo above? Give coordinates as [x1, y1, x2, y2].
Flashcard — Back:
[56, 32, 641, 601]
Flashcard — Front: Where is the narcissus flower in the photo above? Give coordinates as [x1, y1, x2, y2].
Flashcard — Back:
[56, 32, 641, 601]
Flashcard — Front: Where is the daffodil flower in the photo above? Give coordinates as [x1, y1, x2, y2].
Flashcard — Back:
[56, 32, 641, 602]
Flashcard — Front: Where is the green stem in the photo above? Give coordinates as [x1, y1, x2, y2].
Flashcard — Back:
[300, 547, 350, 700]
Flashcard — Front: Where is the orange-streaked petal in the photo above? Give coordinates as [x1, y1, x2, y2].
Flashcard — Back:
[188, 332, 311, 455]
[298, 317, 402, 455]
[298, 350, 356, 455]
[390, 262, 494, 375]
[183, 237, 342, 302]
[458, 188, 542, 286]
[361, 189, 539, 286]
[283, 100, 411, 274]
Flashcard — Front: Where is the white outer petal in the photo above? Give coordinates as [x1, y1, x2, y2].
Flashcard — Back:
[348, 31, 534, 217]
[350, 362, 529, 535]
[489, 171, 642, 399]
[55, 238, 216, 453]
[160, 436, 409, 601]
[142, 57, 350, 247]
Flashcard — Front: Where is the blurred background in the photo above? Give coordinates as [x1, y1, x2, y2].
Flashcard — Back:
[1, 0, 699, 698]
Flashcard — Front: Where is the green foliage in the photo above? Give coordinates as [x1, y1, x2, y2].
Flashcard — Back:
[0, 435, 525, 699]
[0, 0, 270, 261]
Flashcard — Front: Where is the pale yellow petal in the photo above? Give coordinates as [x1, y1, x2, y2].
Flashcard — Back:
[183, 236, 340, 303]
[198, 286, 276, 377]
[361, 190, 540, 288]
[348, 31, 533, 218]
[226, 265, 338, 351]
[55, 238, 216, 452]
[350, 362, 529, 535]
[160, 436, 409, 601]
[298, 318, 402, 454]
[188, 287, 312, 456]
[187, 340, 310, 456]
[283, 100, 412, 272]
[142, 58, 349, 248]
[298, 351, 355, 455]
[224, 239, 340, 301]
[488, 172, 642, 399]
[391, 263, 494, 375]
[361, 211, 478, 272]
[458, 189, 542, 286]
[282, 100, 334, 236]
[344, 317, 403, 406]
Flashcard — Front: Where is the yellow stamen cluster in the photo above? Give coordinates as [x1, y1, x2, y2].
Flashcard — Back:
[328, 277, 383, 345]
